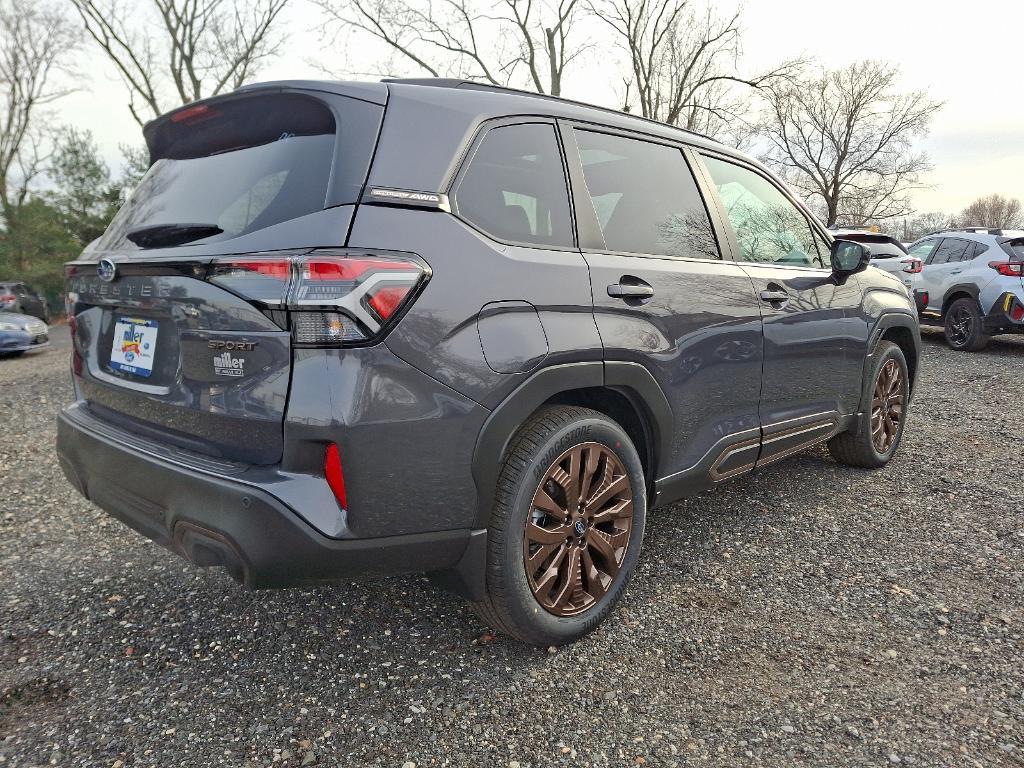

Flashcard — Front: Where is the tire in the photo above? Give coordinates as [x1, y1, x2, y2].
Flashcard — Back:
[828, 340, 910, 468]
[0, 351, 24, 359]
[471, 405, 647, 646]
[943, 297, 989, 351]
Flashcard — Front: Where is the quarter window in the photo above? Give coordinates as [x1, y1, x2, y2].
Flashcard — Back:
[703, 155, 823, 268]
[454, 123, 573, 248]
[573, 129, 719, 259]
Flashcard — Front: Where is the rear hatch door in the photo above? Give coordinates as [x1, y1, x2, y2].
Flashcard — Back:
[67, 87, 385, 464]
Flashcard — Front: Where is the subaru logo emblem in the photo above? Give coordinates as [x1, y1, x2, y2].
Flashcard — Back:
[573, 519, 587, 536]
[97, 258, 117, 283]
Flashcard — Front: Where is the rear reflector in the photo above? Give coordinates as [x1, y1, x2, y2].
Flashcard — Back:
[989, 260, 1024, 277]
[324, 443, 347, 510]
[207, 251, 428, 346]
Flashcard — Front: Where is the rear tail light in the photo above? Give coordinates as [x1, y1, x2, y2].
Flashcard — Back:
[0, 293, 15, 305]
[901, 257, 923, 274]
[207, 251, 428, 346]
[989, 261, 1024, 277]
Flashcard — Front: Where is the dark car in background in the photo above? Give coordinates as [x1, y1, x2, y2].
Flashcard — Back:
[0, 281, 51, 322]
[56, 79, 920, 646]
[0, 311, 50, 358]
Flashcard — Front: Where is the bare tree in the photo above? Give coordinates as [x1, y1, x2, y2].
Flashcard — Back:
[760, 60, 941, 227]
[592, 0, 796, 144]
[901, 211, 953, 241]
[0, 0, 78, 223]
[958, 193, 1023, 229]
[69, 0, 291, 125]
[315, 0, 584, 96]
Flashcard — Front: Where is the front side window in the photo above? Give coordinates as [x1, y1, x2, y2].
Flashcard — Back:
[703, 155, 823, 268]
[573, 129, 719, 259]
[454, 123, 573, 248]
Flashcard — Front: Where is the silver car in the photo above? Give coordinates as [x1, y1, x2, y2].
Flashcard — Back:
[0, 312, 49, 357]
[907, 227, 1024, 350]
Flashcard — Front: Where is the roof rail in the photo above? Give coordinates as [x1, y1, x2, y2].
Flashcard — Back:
[382, 77, 720, 145]
[933, 226, 1005, 235]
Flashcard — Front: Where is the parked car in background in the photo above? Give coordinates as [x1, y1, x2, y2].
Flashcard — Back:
[908, 227, 1024, 350]
[57, 79, 920, 646]
[0, 311, 50, 358]
[829, 228, 921, 288]
[0, 281, 51, 322]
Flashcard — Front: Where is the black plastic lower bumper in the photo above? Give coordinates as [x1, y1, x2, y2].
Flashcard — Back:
[983, 292, 1024, 335]
[56, 407, 474, 588]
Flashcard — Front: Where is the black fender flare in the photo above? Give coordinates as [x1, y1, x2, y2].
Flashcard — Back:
[469, 360, 672, 529]
[941, 283, 981, 313]
[858, 309, 921, 419]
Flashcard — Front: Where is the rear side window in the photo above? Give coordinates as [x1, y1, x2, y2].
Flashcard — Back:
[573, 130, 718, 259]
[98, 94, 354, 250]
[454, 123, 573, 248]
[703, 155, 823, 268]
[930, 238, 970, 265]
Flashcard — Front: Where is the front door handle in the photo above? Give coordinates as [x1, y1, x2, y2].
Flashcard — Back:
[759, 289, 789, 305]
[950, 269, 962, 275]
[608, 277, 655, 300]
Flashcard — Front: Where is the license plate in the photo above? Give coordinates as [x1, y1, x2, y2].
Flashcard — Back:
[110, 317, 158, 378]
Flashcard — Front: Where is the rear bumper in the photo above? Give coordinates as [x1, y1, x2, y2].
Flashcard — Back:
[982, 292, 1024, 334]
[56, 405, 473, 588]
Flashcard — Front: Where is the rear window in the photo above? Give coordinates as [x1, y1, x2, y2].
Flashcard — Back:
[98, 94, 343, 250]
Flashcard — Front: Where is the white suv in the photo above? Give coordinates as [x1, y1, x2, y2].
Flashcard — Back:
[908, 228, 1024, 350]
[829, 229, 922, 288]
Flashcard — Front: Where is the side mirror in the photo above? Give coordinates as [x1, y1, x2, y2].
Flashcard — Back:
[831, 239, 871, 276]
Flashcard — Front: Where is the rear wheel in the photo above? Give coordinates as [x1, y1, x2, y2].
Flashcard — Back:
[472, 406, 646, 646]
[944, 297, 988, 351]
[828, 340, 909, 468]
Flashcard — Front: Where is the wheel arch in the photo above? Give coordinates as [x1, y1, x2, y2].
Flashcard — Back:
[941, 284, 981, 315]
[470, 361, 671, 530]
[857, 311, 921, 421]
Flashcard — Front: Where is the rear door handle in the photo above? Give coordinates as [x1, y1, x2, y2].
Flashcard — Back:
[759, 289, 789, 304]
[607, 277, 655, 299]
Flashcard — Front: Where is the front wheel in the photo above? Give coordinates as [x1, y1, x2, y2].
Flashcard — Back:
[472, 406, 646, 646]
[828, 340, 910, 468]
[944, 297, 988, 351]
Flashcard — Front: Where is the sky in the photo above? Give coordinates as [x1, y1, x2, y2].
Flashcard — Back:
[55, 0, 1024, 217]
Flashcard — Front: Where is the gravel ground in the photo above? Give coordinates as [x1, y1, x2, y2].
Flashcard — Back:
[1, 326, 1022, 767]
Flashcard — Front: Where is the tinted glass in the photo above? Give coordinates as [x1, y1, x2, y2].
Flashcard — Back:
[573, 130, 718, 259]
[703, 156, 823, 267]
[98, 95, 342, 250]
[455, 123, 572, 248]
[930, 238, 970, 265]
[1006, 240, 1024, 260]
[909, 239, 939, 262]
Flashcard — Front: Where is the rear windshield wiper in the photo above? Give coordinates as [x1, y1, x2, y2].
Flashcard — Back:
[126, 223, 224, 248]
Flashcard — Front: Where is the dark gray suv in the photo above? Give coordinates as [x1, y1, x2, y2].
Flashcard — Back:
[57, 79, 920, 646]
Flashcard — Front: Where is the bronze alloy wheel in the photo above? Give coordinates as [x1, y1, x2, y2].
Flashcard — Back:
[523, 442, 634, 616]
[870, 358, 905, 453]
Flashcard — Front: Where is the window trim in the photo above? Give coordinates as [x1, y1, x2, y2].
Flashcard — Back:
[446, 116, 579, 252]
[557, 119, 726, 263]
[695, 149, 832, 272]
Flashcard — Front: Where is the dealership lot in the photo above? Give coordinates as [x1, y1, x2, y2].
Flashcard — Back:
[1, 328, 1021, 767]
